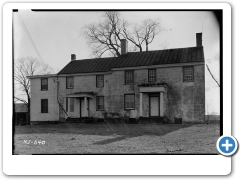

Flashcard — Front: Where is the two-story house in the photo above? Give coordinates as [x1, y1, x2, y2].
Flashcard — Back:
[28, 33, 205, 124]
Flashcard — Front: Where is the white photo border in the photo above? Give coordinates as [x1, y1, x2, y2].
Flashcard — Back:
[3, 2, 231, 175]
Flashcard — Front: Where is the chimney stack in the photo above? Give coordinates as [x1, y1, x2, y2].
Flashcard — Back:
[196, 33, 202, 47]
[71, 54, 76, 61]
[121, 39, 128, 55]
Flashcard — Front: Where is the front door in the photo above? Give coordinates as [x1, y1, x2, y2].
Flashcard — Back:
[80, 98, 89, 117]
[150, 96, 159, 116]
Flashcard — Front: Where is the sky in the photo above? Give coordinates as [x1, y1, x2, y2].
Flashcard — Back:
[13, 10, 220, 114]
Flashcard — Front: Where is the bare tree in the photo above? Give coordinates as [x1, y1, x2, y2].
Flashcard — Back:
[14, 57, 54, 125]
[123, 19, 162, 52]
[83, 11, 122, 57]
[83, 11, 163, 58]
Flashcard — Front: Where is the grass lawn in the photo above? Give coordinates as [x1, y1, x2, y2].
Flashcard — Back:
[14, 123, 220, 154]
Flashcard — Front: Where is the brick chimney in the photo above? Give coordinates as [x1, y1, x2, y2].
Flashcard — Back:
[196, 33, 202, 47]
[71, 54, 76, 61]
[121, 39, 128, 55]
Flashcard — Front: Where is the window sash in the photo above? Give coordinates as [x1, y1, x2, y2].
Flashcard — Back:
[96, 75, 104, 88]
[41, 99, 48, 113]
[66, 77, 74, 89]
[97, 96, 104, 110]
[70, 98, 74, 112]
[41, 79, 48, 90]
[183, 67, 194, 82]
[149, 69, 156, 82]
[125, 71, 134, 85]
[125, 94, 134, 109]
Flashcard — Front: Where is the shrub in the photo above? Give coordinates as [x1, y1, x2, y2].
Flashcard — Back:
[101, 111, 131, 123]
[162, 116, 171, 124]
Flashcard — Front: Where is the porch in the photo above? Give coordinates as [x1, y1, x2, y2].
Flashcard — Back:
[65, 92, 95, 119]
[139, 83, 166, 118]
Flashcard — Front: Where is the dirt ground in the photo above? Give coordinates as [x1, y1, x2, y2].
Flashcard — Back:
[14, 123, 220, 154]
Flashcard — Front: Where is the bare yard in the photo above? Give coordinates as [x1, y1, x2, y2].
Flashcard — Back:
[14, 123, 220, 154]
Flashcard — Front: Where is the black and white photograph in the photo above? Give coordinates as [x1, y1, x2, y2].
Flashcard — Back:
[12, 9, 221, 155]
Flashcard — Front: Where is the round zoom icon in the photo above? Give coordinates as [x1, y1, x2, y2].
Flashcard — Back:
[216, 135, 238, 156]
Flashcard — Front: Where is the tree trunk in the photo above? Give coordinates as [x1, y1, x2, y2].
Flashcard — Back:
[26, 96, 31, 125]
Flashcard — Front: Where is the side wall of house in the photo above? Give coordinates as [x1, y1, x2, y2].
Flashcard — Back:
[58, 64, 205, 122]
[156, 65, 205, 122]
[30, 77, 59, 122]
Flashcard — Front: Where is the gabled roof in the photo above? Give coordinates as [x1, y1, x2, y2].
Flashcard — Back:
[58, 46, 204, 75]
[15, 103, 28, 113]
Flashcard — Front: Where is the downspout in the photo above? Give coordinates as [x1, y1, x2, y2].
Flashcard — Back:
[56, 76, 68, 118]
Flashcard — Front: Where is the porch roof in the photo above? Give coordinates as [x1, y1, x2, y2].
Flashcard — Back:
[66, 92, 95, 98]
[138, 83, 167, 93]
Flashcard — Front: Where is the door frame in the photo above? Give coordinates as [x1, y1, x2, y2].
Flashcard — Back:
[149, 93, 160, 117]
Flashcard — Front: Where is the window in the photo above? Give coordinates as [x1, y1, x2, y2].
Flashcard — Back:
[183, 67, 194, 82]
[41, 99, 48, 113]
[41, 78, 48, 91]
[96, 75, 104, 88]
[70, 98, 74, 112]
[66, 77, 74, 89]
[125, 70, 134, 85]
[148, 69, 156, 82]
[124, 94, 135, 110]
[96, 96, 104, 111]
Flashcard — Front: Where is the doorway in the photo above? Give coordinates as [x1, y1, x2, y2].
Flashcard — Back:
[149, 94, 159, 117]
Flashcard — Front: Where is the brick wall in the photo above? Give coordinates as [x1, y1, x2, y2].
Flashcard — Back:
[57, 64, 205, 122]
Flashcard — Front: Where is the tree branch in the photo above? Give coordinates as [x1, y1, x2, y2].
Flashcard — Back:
[206, 64, 220, 87]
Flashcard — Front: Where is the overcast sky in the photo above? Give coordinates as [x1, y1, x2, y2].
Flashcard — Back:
[13, 10, 220, 114]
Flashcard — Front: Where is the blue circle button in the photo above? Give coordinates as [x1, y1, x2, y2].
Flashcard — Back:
[217, 135, 238, 156]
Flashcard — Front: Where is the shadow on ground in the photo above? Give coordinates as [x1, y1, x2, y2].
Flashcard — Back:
[93, 136, 130, 145]
[14, 123, 195, 139]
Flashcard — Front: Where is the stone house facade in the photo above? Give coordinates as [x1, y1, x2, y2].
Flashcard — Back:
[28, 33, 205, 124]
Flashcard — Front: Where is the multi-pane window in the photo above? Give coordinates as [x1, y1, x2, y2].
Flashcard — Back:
[66, 77, 74, 89]
[96, 75, 104, 88]
[96, 96, 104, 111]
[124, 94, 135, 110]
[183, 67, 194, 82]
[41, 78, 48, 91]
[125, 70, 134, 85]
[70, 98, 74, 112]
[41, 99, 48, 113]
[148, 69, 156, 82]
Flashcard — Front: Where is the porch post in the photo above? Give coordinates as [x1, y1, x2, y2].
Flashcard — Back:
[160, 92, 164, 116]
[67, 98, 70, 113]
[140, 93, 143, 117]
[84, 96, 87, 117]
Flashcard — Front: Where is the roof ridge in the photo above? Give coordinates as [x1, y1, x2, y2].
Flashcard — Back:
[72, 46, 202, 62]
